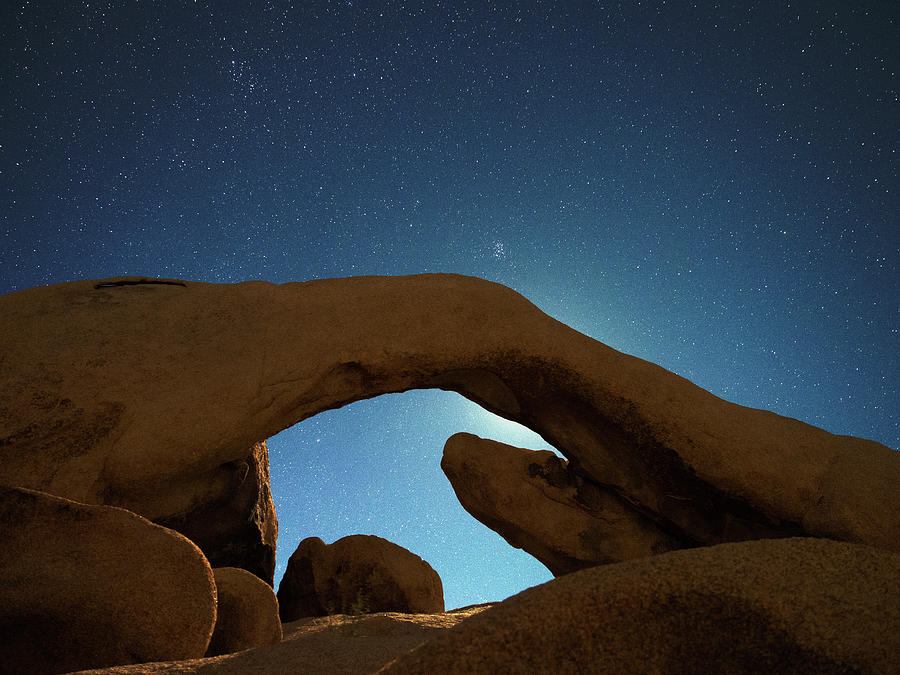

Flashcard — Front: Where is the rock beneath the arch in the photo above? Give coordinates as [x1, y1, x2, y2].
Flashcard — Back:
[155, 441, 278, 586]
[0, 485, 217, 674]
[277, 535, 444, 621]
[1, 273, 897, 581]
[442, 432, 680, 575]
[383, 538, 900, 673]
[206, 567, 283, 657]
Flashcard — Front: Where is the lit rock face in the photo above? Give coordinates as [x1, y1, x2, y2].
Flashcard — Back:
[0, 273, 897, 580]
[441, 432, 681, 575]
[383, 538, 900, 674]
[206, 567, 283, 657]
[0, 486, 217, 675]
[277, 535, 445, 621]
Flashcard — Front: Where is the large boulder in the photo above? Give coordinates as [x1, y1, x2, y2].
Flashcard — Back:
[278, 535, 445, 621]
[383, 538, 900, 673]
[441, 432, 680, 575]
[0, 485, 217, 674]
[207, 567, 283, 656]
[0, 274, 897, 577]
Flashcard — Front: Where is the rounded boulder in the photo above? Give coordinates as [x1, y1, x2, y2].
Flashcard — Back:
[206, 566, 283, 656]
[0, 485, 217, 674]
[277, 535, 444, 621]
[384, 538, 900, 673]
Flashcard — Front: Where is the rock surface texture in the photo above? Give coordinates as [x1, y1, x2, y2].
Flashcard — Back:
[206, 567, 283, 657]
[442, 432, 681, 575]
[65, 540, 899, 674]
[383, 538, 900, 674]
[68, 608, 489, 675]
[0, 485, 217, 674]
[1, 274, 896, 571]
[278, 535, 445, 621]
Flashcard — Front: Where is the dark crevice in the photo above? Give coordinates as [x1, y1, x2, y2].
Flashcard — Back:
[94, 278, 187, 289]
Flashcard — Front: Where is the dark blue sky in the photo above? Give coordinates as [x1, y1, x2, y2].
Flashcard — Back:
[2, 1, 897, 609]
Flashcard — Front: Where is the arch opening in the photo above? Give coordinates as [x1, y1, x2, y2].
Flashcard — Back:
[266, 388, 561, 610]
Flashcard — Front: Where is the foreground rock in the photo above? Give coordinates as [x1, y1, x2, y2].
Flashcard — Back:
[1, 274, 897, 578]
[206, 567, 283, 657]
[70, 608, 488, 674]
[278, 535, 444, 621]
[442, 432, 680, 575]
[66, 539, 899, 673]
[384, 538, 900, 673]
[0, 486, 217, 674]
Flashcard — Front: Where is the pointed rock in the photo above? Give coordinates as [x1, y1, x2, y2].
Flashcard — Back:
[442, 432, 681, 575]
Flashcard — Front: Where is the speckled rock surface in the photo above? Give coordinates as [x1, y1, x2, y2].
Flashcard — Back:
[382, 538, 900, 674]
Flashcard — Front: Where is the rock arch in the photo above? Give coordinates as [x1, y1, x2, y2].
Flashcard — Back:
[1, 274, 897, 583]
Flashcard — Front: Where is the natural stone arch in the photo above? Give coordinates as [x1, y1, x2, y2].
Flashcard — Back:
[1, 274, 897, 584]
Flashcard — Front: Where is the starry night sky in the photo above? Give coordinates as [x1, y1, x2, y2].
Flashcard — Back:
[2, 2, 897, 609]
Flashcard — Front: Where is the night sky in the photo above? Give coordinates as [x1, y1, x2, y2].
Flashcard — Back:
[2, 2, 897, 609]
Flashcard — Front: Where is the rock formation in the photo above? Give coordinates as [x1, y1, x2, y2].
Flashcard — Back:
[0, 486, 217, 674]
[441, 432, 681, 575]
[278, 535, 445, 621]
[64, 540, 900, 674]
[383, 538, 900, 673]
[206, 567, 283, 657]
[1, 274, 896, 574]
[1, 273, 897, 673]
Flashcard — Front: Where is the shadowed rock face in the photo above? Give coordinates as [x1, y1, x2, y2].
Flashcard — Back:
[155, 441, 277, 585]
[1, 274, 897, 580]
